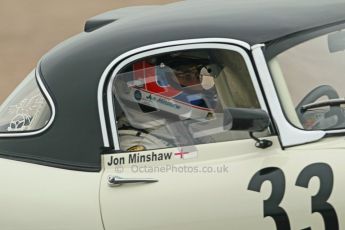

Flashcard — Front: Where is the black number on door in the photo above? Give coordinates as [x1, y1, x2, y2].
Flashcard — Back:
[248, 163, 338, 230]
[247, 167, 291, 230]
[295, 163, 339, 230]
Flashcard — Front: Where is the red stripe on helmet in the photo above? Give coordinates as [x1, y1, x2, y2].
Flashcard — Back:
[133, 60, 181, 97]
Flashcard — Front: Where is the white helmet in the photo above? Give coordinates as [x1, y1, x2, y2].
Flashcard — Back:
[114, 54, 219, 130]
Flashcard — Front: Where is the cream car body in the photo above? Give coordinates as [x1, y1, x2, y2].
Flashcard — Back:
[0, 1, 345, 230]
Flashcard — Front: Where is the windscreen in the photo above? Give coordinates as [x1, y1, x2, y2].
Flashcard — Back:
[270, 29, 345, 130]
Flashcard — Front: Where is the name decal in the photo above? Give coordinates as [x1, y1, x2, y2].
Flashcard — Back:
[107, 152, 173, 166]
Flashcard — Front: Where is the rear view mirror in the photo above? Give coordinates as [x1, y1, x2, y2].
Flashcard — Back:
[223, 108, 270, 132]
[328, 30, 345, 53]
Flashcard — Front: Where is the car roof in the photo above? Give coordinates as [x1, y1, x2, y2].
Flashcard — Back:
[92, 0, 345, 45]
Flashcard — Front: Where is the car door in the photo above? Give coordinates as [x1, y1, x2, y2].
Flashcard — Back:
[101, 137, 286, 230]
[99, 41, 287, 229]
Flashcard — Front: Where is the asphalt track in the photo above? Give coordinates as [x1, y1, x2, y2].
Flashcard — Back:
[0, 0, 177, 102]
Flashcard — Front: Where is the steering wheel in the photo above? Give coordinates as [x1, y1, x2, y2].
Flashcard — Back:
[296, 85, 345, 129]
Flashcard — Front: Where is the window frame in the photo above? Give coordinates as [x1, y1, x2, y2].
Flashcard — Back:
[102, 40, 269, 151]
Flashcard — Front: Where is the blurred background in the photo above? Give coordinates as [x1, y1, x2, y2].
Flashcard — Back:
[0, 0, 178, 102]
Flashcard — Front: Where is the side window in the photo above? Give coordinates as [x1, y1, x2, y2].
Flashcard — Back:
[0, 70, 52, 132]
[113, 49, 262, 151]
[270, 29, 345, 131]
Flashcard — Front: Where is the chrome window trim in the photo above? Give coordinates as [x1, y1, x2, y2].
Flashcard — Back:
[326, 129, 345, 134]
[98, 38, 251, 148]
[102, 40, 266, 150]
[0, 63, 56, 137]
[251, 44, 325, 147]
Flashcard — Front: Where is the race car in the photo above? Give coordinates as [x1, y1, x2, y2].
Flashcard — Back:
[0, 0, 344, 229]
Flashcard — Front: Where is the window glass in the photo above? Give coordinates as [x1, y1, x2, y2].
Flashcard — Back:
[113, 49, 262, 151]
[0, 70, 52, 132]
[271, 30, 345, 131]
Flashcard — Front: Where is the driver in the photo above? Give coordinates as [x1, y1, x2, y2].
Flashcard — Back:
[114, 52, 219, 151]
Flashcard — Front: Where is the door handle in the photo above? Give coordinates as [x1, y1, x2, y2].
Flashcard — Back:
[108, 176, 159, 186]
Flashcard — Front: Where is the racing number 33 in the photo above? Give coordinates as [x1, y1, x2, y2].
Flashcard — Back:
[248, 163, 339, 230]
